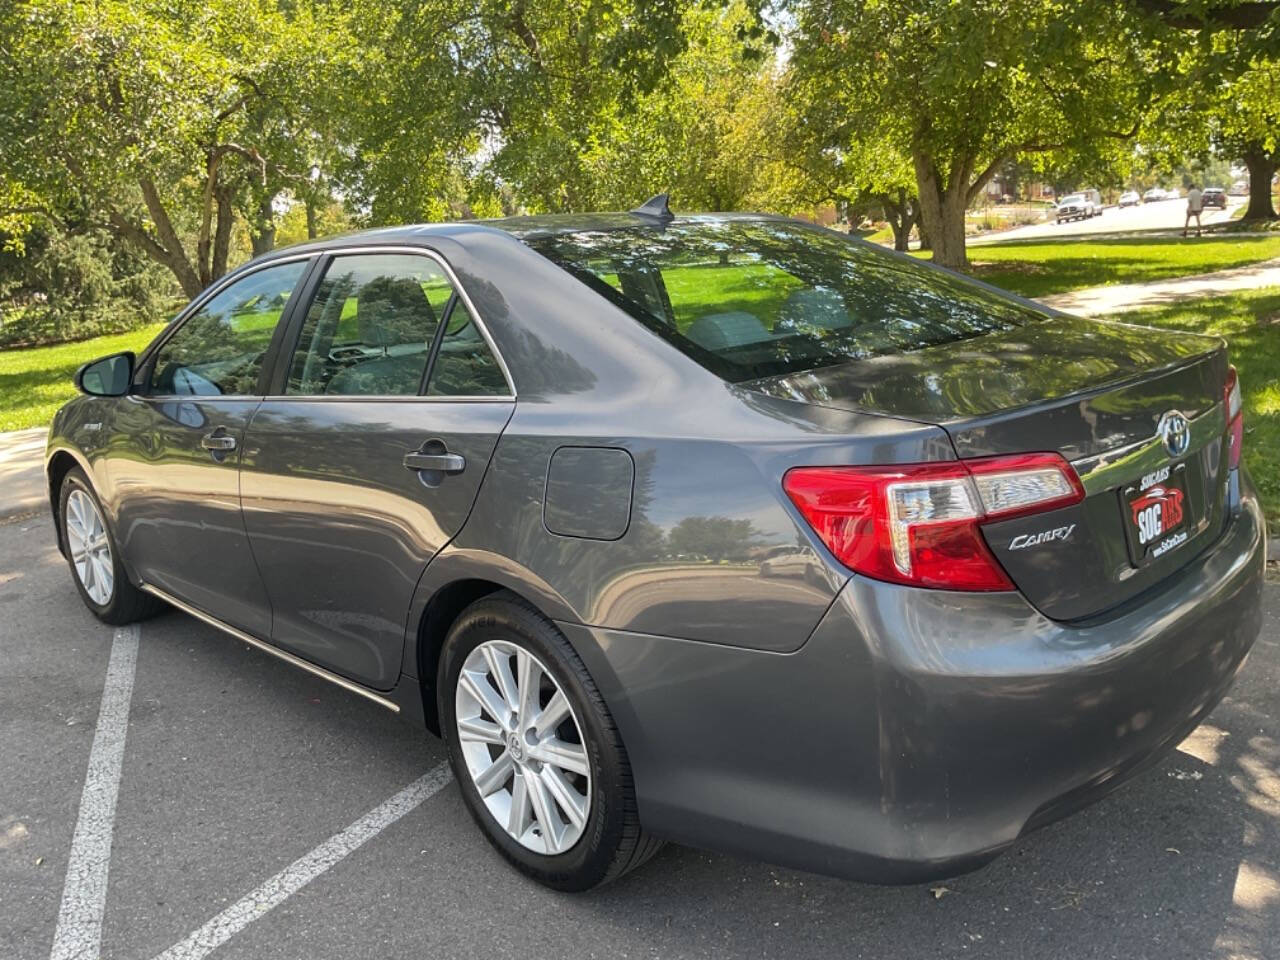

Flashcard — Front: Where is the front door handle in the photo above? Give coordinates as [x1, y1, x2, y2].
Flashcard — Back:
[201, 432, 237, 452]
[403, 451, 465, 473]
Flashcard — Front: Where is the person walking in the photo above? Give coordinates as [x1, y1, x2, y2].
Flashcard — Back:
[1184, 184, 1203, 237]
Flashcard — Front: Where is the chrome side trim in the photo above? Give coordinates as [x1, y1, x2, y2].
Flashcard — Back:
[254, 394, 515, 405]
[1070, 402, 1225, 496]
[139, 583, 400, 713]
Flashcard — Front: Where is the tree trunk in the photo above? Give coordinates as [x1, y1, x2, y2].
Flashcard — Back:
[913, 154, 969, 268]
[250, 192, 277, 257]
[213, 187, 234, 281]
[305, 197, 318, 239]
[108, 208, 202, 299]
[880, 188, 917, 252]
[887, 214, 909, 251]
[135, 178, 203, 296]
[1243, 147, 1278, 221]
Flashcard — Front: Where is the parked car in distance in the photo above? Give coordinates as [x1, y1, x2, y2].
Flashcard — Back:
[1143, 187, 1167, 202]
[1202, 187, 1227, 209]
[1119, 190, 1141, 207]
[1229, 180, 1249, 196]
[758, 545, 823, 585]
[47, 198, 1265, 892]
[1056, 192, 1097, 222]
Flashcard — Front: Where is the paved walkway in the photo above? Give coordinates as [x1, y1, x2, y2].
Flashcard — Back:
[966, 196, 1244, 245]
[0, 426, 47, 520]
[1038, 256, 1280, 317]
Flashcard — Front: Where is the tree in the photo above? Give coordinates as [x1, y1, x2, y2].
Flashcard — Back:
[0, 219, 174, 347]
[0, 0, 352, 298]
[339, 0, 711, 222]
[786, 0, 1166, 267]
[547, 5, 791, 213]
[1215, 60, 1279, 220]
[781, 65, 922, 248]
[1118, 2, 1280, 219]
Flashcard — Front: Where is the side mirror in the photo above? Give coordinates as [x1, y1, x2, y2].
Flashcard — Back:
[75, 351, 135, 397]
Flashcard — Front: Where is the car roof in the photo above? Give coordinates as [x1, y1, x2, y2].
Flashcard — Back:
[250, 210, 792, 265]
[479, 210, 789, 239]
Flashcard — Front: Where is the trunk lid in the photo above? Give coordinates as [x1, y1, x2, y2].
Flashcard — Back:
[749, 315, 1232, 620]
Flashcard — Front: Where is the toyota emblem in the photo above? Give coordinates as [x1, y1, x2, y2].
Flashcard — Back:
[1157, 410, 1191, 458]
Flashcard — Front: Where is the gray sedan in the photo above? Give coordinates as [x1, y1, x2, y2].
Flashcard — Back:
[47, 199, 1265, 891]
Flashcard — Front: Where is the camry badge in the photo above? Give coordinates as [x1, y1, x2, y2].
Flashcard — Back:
[1009, 524, 1076, 550]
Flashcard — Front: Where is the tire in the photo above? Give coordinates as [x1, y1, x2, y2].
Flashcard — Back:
[438, 591, 662, 891]
[58, 467, 164, 625]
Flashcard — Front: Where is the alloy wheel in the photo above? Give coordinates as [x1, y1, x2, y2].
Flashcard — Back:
[65, 488, 114, 606]
[455, 639, 592, 855]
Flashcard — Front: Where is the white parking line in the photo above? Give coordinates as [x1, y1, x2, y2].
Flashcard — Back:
[49, 624, 140, 960]
[151, 763, 454, 960]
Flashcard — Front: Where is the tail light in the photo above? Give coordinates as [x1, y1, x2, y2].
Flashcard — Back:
[782, 453, 1084, 592]
[1224, 365, 1243, 469]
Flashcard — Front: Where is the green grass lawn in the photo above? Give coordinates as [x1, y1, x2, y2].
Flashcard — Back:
[0, 323, 166, 432]
[928, 234, 1280, 299]
[661, 261, 803, 331]
[1115, 287, 1280, 528]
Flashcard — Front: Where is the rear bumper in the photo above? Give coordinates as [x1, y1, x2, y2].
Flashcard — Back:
[563, 474, 1266, 883]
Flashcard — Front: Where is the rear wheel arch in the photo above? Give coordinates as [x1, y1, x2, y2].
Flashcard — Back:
[416, 578, 514, 734]
[407, 553, 583, 732]
[414, 577, 602, 736]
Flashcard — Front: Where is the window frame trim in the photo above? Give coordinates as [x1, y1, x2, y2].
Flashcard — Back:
[270, 245, 516, 402]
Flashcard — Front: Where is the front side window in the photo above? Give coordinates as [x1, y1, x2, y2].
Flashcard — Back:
[529, 220, 1047, 383]
[286, 254, 452, 396]
[149, 261, 307, 396]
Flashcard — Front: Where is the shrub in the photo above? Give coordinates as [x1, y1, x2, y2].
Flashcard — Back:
[0, 225, 178, 348]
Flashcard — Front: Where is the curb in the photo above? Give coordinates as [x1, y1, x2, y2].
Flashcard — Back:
[0, 493, 45, 523]
[0, 507, 45, 526]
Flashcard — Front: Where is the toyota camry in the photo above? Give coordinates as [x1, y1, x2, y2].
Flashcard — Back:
[47, 196, 1266, 891]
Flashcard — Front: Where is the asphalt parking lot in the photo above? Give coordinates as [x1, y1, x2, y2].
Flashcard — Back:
[3, 509, 1279, 960]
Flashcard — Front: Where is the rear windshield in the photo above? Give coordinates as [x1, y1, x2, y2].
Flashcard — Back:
[528, 219, 1046, 382]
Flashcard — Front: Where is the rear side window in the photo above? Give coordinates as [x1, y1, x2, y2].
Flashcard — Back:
[149, 261, 306, 396]
[427, 301, 510, 397]
[529, 220, 1047, 382]
[285, 252, 510, 398]
[287, 253, 447, 396]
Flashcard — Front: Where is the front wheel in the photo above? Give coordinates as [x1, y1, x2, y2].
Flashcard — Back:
[439, 591, 662, 891]
[59, 467, 164, 624]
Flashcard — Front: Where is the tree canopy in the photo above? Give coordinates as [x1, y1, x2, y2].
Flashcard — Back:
[0, 0, 354, 296]
[1, 0, 1277, 321]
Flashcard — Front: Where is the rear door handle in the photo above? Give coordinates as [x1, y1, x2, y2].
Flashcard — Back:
[201, 432, 237, 451]
[403, 451, 465, 473]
